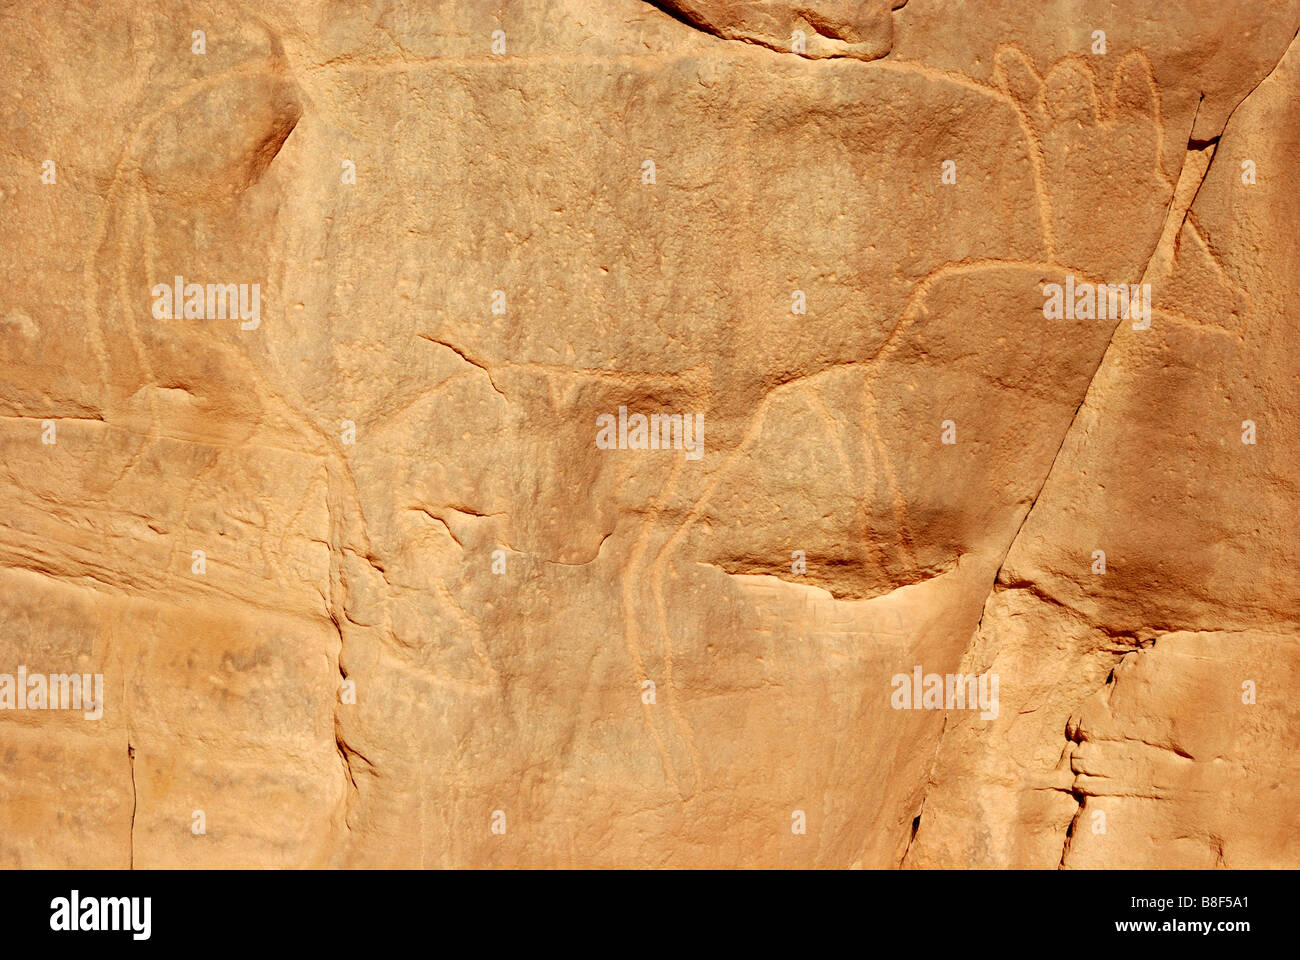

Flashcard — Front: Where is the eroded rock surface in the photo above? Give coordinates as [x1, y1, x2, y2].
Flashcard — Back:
[0, 0, 1297, 868]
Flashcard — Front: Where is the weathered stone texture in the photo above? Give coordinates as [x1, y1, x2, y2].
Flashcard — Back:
[0, 0, 1297, 867]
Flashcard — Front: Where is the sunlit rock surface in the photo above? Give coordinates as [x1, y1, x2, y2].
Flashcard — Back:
[1, 0, 1297, 868]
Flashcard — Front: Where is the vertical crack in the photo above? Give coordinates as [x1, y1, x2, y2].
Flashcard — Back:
[328, 609, 362, 830]
[1057, 661, 1120, 869]
[1058, 720, 1086, 869]
[1057, 797, 1083, 869]
[322, 463, 361, 833]
[127, 742, 137, 870]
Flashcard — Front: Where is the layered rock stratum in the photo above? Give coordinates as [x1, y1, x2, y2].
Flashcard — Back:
[1, 0, 1297, 868]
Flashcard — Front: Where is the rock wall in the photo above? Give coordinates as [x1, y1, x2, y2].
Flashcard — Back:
[0, 0, 1297, 867]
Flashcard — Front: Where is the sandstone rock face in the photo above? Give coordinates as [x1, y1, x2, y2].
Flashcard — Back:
[0, 0, 1297, 868]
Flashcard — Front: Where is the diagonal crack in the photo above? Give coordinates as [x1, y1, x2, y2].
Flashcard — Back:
[978, 94, 1212, 619]
[943, 96, 1227, 870]
[900, 803, 924, 866]
[1199, 26, 1300, 144]
[898, 732, 938, 867]
[417, 334, 506, 398]
[972, 23, 1300, 645]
